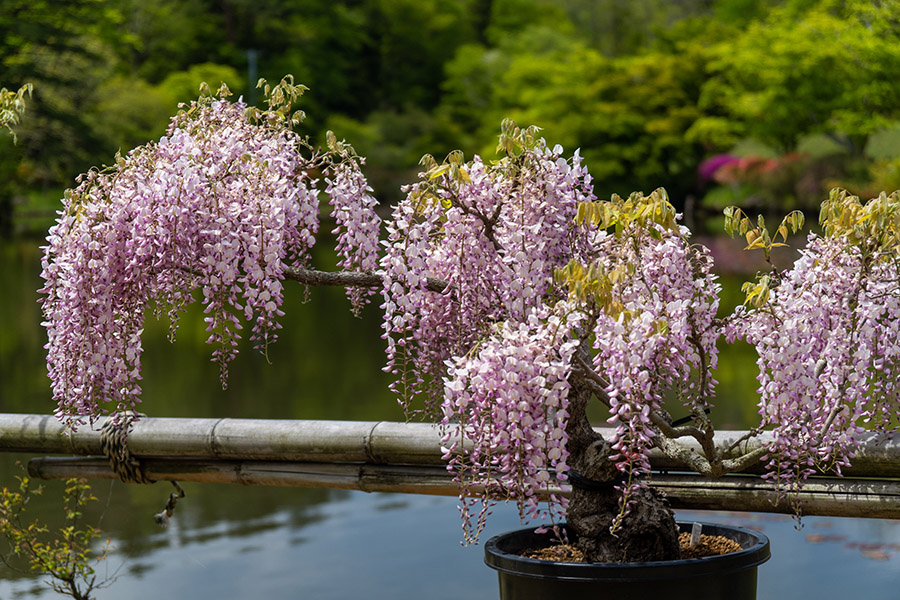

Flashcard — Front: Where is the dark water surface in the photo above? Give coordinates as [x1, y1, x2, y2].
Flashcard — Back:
[1, 239, 898, 599]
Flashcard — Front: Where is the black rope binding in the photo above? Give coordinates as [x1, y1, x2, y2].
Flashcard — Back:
[670, 407, 712, 427]
[566, 469, 617, 492]
[100, 412, 186, 527]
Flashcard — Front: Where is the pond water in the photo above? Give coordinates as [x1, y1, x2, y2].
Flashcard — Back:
[2, 238, 899, 599]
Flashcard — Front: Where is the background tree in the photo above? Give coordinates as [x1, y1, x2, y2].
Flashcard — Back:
[0, 82, 31, 236]
[0, 0, 125, 194]
[0, 83, 32, 140]
[4, 0, 900, 234]
[695, 0, 900, 155]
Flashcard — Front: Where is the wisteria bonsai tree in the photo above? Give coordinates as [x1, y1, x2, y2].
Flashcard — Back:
[39, 79, 900, 563]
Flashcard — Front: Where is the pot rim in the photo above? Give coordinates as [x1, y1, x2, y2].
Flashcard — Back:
[484, 521, 771, 582]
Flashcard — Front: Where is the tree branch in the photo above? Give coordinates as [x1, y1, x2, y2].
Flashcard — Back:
[572, 350, 730, 476]
[572, 351, 727, 474]
[652, 431, 714, 476]
[283, 266, 381, 287]
[719, 445, 768, 474]
[815, 403, 847, 448]
[283, 266, 449, 294]
[571, 353, 611, 408]
[649, 412, 706, 444]
[722, 428, 762, 457]
[450, 194, 504, 254]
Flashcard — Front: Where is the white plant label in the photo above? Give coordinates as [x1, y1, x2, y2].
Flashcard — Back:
[690, 522, 702, 547]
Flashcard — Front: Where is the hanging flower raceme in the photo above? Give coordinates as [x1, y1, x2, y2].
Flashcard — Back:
[441, 304, 582, 543]
[39, 88, 370, 429]
[325, 147, 381, 315]
[579, 220, 721, 526]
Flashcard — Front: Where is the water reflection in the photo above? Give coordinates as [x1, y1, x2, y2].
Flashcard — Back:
[3, 484, 898, 600]
[0, 241, 49, 412]
[678, 509, 900, 600]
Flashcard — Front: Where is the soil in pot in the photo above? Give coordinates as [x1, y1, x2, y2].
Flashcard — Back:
[522, 531, 742, 562]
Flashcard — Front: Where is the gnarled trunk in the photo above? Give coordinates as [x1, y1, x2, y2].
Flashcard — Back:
[564, 379, 680, 563]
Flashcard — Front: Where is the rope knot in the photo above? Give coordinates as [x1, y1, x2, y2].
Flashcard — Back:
[100, 411, 154, 484]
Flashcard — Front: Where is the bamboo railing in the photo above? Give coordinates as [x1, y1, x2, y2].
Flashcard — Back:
[2, 413, 899, 518]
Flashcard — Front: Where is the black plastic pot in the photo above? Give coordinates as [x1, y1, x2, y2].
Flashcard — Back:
[484, 521, 770, 600]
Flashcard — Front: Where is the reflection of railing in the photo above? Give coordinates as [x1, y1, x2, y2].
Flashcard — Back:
[3, 414, 899, 519]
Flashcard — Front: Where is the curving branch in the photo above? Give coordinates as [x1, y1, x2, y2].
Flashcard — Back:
[649, 412, 707, 445]
[449, 194, 504, 254]
[283, 266, 381, 288]
[571, 349, 767, 477]
[572, 350, 721, 475]
[571, 352, 612, 408]
[650, 421, 770, 478]
[719, 446, 769, 474]
[721, 428, 762, 457]
[573, 352, 719, 456]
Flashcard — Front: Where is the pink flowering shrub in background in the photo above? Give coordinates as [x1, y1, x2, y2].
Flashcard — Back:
[39, 79, 900, 562]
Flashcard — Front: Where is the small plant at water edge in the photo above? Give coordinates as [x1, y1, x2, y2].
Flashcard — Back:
[0, 467, 112, 600]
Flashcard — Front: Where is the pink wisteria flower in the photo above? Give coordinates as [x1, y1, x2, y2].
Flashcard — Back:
[734, 232, 900, 500]
[40, 88, 372, 429]
[326, 154, 381, 314]
[441, 303, 582, 541]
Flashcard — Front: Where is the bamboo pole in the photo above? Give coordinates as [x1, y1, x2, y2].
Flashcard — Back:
[654, 473, 900, 518]
[27, 457, 460, 496]
[26, 456, 900, 520]
[0, 414, 449, 464]
[3, 414, 900, 478]
[5, 413, 900, 518]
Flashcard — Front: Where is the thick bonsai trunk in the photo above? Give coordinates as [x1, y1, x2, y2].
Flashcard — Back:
[564, 380, 680, 563]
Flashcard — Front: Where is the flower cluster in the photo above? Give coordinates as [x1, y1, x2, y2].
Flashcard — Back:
[441, 304, 582, 542]
[381, 143, 593, 416]
[734, 233, 900, 499]
[326, 156, 381, 314]
[40, 95, 345, 428]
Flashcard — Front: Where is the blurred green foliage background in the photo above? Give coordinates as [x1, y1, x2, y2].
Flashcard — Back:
[3, 0, 900, 237]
